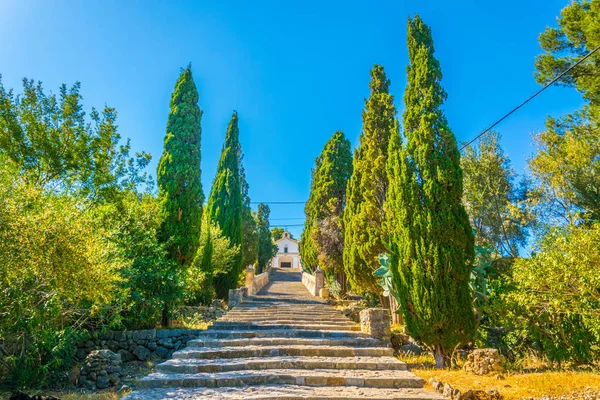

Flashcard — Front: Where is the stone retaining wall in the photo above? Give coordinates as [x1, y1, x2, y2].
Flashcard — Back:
[302, 272, 317, 295]
[253, 269, 270, 294]
[76, 328, 205, 363]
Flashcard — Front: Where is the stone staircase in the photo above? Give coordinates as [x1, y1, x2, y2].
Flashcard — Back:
[124, 268, 441, 399]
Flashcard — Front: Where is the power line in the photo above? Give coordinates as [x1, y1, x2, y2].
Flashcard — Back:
[250, 201, 306, 205]
[459, 44, 600, 152]
[270, 224, 305, 227]
[270, 217, 306, 221]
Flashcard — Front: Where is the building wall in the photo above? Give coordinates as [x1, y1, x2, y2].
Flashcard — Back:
[276, 238, 299, 254]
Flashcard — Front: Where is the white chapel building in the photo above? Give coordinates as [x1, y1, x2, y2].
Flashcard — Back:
[272, 231, 301, 269]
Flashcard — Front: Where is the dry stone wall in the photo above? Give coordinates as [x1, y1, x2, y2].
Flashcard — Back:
[76, 328, 206, 363]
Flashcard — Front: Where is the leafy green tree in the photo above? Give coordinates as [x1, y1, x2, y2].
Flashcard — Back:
[0, 77, 151, 201]
[185, 212, 242, 305]
[303, 131, 352, 290]
[535, 0, 599, 106]
[501, 223, 600, 364]
[99, 192, 181, 330]
[528, 110, 600, 225]
[461, 131, 530, 257]
[528, 0, 600, 226]
[271, 227, 285, 241]
[343, 66, 397, 295]
[386, 15, 475, 368]
[186, 222, 215, 306]
[256, 203, 277, 274]
[207, 111, 244, 298]
[156, 66, 204, 267]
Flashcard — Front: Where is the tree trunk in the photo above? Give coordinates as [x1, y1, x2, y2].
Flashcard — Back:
[336, 271, 348, 295]
[161, 305, 171, 328]
[389, 295, 403, 325]
[380, 294, 391, 310]
[433, 346, 448, 369]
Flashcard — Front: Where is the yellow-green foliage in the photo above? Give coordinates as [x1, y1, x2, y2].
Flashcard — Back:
[0, 159, 124, 387]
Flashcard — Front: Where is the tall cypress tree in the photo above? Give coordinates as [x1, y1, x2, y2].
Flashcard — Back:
[157, 66, 204, 267]
[302, 131, 352, 287]
[240, 161, 259, 268]
[386, 15, 475, 368]
[156, 65, 204, 326]
[256, 203, 277, 273]
[343, 65, 398, 295]
[299, 152, 323, 272]
[207, 111, 244, 298]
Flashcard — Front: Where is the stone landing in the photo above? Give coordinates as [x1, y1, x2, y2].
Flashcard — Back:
[124, 268, 441, 399]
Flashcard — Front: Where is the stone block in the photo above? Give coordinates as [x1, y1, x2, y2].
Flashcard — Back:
[319, 287, 329, 299]
[463, 348, 506, 375]
[156, 329, 170, 338]
[154, 346, 169, 358]
[133, 345, 151, 361]
[359, 308, 391, 344]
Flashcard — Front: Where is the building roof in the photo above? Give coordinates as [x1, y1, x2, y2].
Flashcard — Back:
[274, 230, 299, 244]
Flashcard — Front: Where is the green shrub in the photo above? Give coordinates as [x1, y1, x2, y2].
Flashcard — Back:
[0, 162, 123, 388]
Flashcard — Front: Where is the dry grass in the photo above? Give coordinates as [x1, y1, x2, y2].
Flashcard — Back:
[0, 390, 120, 400]
[414, 369, 600, 399]
[402, 353, 600, 399]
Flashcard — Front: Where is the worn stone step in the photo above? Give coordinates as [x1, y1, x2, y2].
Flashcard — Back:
[221, 315, 350, 321]
[157, 356, 407, 374]
[195, 329, 370, 339]
[210, 322, 361, 331]
[137, 368, 424, 389]
[186, 337, 382, 348]
[172, 345, 394, 360]
[222, 313, 348, 320]
[124, 385, 443, 400]
[217, 319, 357, 327]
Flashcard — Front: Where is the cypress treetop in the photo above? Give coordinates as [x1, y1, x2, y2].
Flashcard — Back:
[157, 65, 204, 267]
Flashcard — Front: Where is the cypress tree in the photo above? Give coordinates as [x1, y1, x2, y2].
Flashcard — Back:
[207, 111, 244, 298]
[343, 65, 398, 295]
[302, 131, 352, 287]
[386, 15, 475, 368]
[240, 161, 259, 268]
[157, 66, 204, 267]
[299, 222, 319, 272]
[256, 203, 277, 273]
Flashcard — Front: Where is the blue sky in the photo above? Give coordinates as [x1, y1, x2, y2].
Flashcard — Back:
[0, 0, 584, 238]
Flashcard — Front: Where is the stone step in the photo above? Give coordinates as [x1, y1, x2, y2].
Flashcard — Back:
[124, 385, 443, 400]
[210, 322, 361, 331]
[195, 329, 370, 339]
[221, 314, 349, 319]
[217, 319, 356, 326]
[186, 337, 382, 348]
[222, 313, 348, 319]
[137, 368, 424, 389]
[172, 345, 394, 360]
[157, 356, 407, 374]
